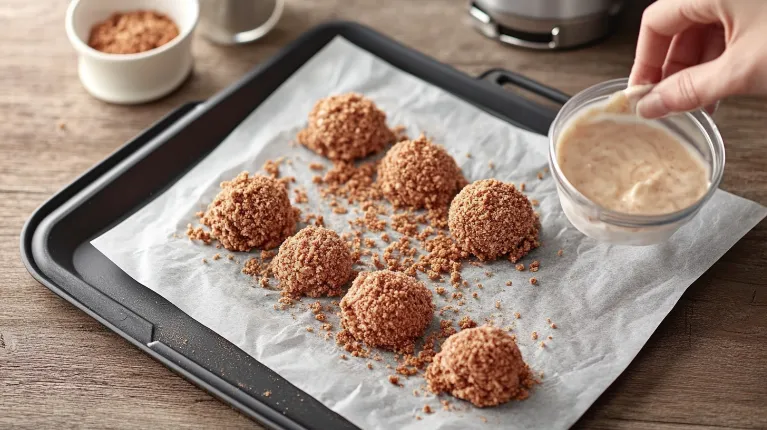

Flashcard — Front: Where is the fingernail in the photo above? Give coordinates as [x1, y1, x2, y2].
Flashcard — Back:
[636, 92, 668, 119]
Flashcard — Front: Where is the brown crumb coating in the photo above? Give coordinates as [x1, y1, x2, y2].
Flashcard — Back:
[273, 226, 353, 298]
[297, 93, 395, 161]
[340, 270, 434, 353]
[378, 135, 467, 209]
[425, 326, 535, 407]
[201, 172, 297, 252]
[448, 179, 539, 261]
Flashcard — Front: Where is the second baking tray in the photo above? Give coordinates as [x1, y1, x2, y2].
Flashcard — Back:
[21, 21, 569, 429]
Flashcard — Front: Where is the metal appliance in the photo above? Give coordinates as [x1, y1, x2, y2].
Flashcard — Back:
[469, 0, 624, 50]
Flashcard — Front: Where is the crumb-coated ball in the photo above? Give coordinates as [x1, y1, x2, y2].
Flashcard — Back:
[201, 172, 298, 252]
[448, 179, 539, 261]
[425, 326, 534, 407]
[273, 226, 353, 298]
[340, 270, 434, 352]
[378, 135, 468, 209]
[297, 93, 395, 161]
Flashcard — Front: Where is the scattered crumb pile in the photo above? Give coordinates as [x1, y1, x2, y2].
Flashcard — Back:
[88, 10, 179, 54]
[339, 270, 434, 353]
[297, 93, 396, 161]
[378, 135, 468, 209]
[273, 226, 354, 298]
[425, 325, 536, 407]
[448, 179, 539, 262]
[189, 172, 298, 252]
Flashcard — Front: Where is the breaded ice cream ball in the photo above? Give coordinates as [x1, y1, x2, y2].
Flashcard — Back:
[425, 325, 535, 407]
[273, 226, 353, 298]
[201, 172, 297, 252]
[378, 135, 468, 209]
[297, 93, 395, 161]
[340, 270, 434, 353]
[448, 179, 539, 262]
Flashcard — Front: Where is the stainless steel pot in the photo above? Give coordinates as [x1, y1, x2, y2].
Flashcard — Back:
[469, 0, 624, 49]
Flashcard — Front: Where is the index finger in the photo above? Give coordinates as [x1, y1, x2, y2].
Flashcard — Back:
[629, 0, 722, 85]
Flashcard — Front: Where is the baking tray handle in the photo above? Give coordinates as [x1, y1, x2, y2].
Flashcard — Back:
[478, 68, 570, 106]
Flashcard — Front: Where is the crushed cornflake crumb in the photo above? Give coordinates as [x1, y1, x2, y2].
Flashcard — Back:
[367, 362, 374, 370]
[537, 171, 544, 180]
[388, 375, 400, 385]
[514, 312, 521, 319]
[557, 249, 564, 256]
[540, 341, 546, 348]
[315, 313, 327, 322]
[212, 253, 221, 261]
[488, 161, 495, 169]
[531, 331, 538, 340]
[495, 301, 501, 309]
[201, 258, 207, 264]
[516, 263, 525, 271]
[529, 260, 540, 272]
[413, 389, 420, 397]
[458, 316, 477, 330]
[305, 326, 314, 333]
[548, 335, 553, 340]
[435, 287, 446, 295]
[340, 354, 348, 360]
[520, 182, 526, 192]
[505, 280, 512, 286]
[551, 323, 558, 329]
[531, 199, 540, 207]
[472, 292, 478, 299]
[309, 162, 325, 171]
[263, 391, 271, 397]
[529, 277, 538, 285]
[423, 405, 433, 414]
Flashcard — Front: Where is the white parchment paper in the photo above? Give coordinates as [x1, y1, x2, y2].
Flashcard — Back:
[92, 37, 767, 429]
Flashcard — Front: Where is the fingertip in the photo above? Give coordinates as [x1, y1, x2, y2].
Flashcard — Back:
[636, 92, 670, 119]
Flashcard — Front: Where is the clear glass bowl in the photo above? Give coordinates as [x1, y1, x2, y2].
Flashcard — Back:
[547, 78, 725, 245]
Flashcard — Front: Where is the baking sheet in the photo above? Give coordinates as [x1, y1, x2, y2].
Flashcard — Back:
[91, 37, 767, 429]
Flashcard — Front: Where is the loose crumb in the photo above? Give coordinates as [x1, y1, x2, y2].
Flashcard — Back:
[531, 199, 540, 207]
[548, 335, 553, 340]
[423, 405, 433, 414]
[551, 323, 558, 329]
[505, 280, 512, 286]
[495, 301, 501, 309]
[516, 263, 525, 271]
[435, 287, 446, 295]
[201, 258, 207, 264]
[514, 312, 521, 319]
[529, 260, 540, 272]
[309, 162, 325, 171]
[520, 182, 526, 192]
[557, 249, 564, 256]
[388, 375, 400, 385]
[212, 253, 221, 261]
[340, 354, 348, 360]
[531, 331, 538, 340]
[529, 277, 538, 285]
[540, 341, 546, 348]
[367, 362, 374, 370]
[263, 391, 271, 397]
[471, 292, 478, 299]
[305, 326, 314, 333]
[537, 171, 544, 180]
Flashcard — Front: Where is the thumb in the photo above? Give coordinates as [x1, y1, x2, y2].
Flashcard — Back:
[636, 55, 732, 119]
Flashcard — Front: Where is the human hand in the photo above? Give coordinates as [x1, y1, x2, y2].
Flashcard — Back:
[629, 0, 767, 119]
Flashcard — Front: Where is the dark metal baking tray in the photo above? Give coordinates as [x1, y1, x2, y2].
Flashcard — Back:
[20, 21, 569, 430]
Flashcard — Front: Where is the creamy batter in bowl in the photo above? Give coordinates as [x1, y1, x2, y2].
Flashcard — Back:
[548, 78, 725, 245]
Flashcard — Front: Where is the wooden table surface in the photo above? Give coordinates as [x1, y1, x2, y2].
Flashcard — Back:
[2, 0, 766, 428]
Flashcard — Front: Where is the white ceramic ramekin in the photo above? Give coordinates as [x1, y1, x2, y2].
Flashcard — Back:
[548, 78, 726, 245]
[65, 0, 199, 104]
